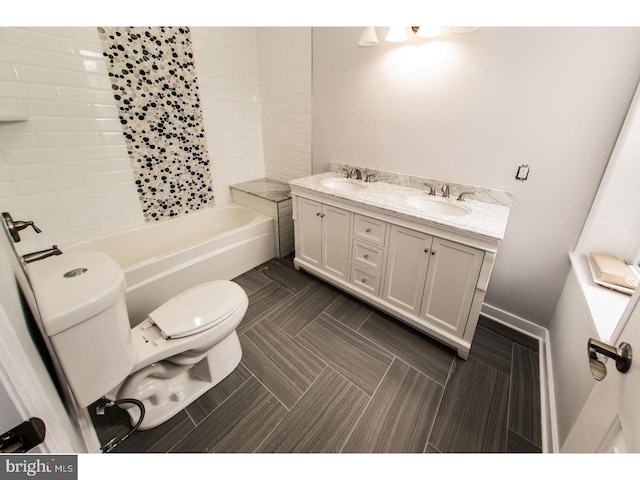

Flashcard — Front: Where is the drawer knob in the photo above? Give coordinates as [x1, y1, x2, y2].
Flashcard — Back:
[431, 250, 436, 255]
[361, 278, 367, 283]
[363, 254, 369, 259]
[424, 248, 429, 253]
[365, 228, 371, 233]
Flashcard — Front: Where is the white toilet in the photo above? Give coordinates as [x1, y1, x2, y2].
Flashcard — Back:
[26, 250, 248, 430]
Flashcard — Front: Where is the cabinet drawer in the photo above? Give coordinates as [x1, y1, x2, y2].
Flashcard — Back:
[352, 240, 384, 271]
[351, 265, 381, 296]
[353, 214, 387, 246]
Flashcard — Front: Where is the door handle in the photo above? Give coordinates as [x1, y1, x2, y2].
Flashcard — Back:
[0, 417, 46, 453]
[588, 338, 632, 381]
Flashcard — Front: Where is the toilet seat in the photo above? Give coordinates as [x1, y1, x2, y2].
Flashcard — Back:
[149, 280, 245, 339]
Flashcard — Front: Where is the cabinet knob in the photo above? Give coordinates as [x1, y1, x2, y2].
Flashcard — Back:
[365, 228, 371, 233]
[431, 250, 436, 255]
[424, 248, 429, 253]
[316, 212, 321, 216]
[361, 278, 367, 283]
[363, 254, 369, 259]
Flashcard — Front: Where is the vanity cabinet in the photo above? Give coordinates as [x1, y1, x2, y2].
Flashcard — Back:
[382, 225, 484, 337]
[291, 188, 498, 359]
[296, 197, 351, 281]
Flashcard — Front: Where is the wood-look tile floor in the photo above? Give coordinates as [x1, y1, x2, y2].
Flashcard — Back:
[90, 257, 542, 454]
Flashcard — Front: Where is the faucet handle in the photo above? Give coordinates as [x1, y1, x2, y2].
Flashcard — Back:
[365, 173, 376, 183]
[341, 168, 350, 178]
[441, 184, 450, 198]
[456, 191, 474, 201]
[2, 212, 42, 243]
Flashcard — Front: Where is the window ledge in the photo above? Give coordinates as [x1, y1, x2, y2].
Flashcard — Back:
[569, 251, 631, 341]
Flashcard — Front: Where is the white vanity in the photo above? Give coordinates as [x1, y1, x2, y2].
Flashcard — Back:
[290, 167, 512, 359]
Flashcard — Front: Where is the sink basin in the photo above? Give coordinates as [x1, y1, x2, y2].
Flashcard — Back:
[321, 178, 368, 193]
[405, 196, 471, 216]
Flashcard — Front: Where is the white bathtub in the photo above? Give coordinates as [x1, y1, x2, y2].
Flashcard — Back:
[65, 203, 275, 326]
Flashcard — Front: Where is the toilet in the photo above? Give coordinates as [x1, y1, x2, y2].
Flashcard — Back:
[26, 250, 248, 430]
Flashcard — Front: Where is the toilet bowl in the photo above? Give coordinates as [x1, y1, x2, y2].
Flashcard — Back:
[26, 250, 248, 430]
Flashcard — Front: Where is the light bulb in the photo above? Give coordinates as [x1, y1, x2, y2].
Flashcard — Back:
[416, 26, 443, 38]
[385, 27, 408, 43]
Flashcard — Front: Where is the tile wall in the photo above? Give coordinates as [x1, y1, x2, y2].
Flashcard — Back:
[99, 27, 214, 222]
[0, 27, 312, 251]
[0, 27, 144, 254]
[257, 28, 312, 182]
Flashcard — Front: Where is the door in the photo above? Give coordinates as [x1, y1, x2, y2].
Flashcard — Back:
[321, 204, 351, 280]
[562, 289, 640, 452]
[296, 197, 323, 267]
[382, 225, 431, 314]
[420, 238, 484, 336]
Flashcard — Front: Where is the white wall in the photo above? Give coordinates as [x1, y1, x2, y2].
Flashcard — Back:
[257, 27, 312, 182]
[312, 27, 640, 326]
[548, 270, 600, 446]
[576, 81, 640, 262]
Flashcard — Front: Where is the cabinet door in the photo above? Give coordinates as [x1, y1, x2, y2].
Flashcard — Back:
[321, 204, 351, 280]
[382, 225, 431, 314]
[296, 197, 322, 267]
[420, 237, 484, 336]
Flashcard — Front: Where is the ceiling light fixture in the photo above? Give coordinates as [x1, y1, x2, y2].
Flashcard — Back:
[385, 26, 409, 43]
[413, 26, 443, 38]
[358, 27, 379, 47]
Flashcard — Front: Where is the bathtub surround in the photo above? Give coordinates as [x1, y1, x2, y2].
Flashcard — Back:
[98, 27, 214, 221]
[64, 203, 275, 327]
[230, 178, 293, 258]
[0, 27, 311, 251]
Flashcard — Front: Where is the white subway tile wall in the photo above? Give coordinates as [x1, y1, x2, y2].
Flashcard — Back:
[190, 27, 266, 205]
[0, 27, 144, 254]
[1, 27, 312, 251]
[257, 28, 312, 182]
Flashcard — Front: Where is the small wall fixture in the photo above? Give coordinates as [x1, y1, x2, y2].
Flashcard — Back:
[515, 164, 530, 181]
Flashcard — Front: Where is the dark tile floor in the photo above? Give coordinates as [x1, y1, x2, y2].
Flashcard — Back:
[90, 257, 542, 454]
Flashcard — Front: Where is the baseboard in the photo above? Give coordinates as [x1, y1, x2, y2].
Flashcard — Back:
[481, 303, 560, 453]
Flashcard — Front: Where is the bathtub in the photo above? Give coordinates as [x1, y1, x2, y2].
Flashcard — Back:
[65, 203, 275, 326]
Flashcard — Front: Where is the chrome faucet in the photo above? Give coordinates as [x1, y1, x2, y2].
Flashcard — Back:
[23, 245, 62, 264]
[441, 184, 450, 198]
[349, 168, 362, 180]
[424, 184, 436, 195]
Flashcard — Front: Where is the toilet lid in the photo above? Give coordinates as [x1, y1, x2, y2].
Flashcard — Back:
[149, 281, 245, 339]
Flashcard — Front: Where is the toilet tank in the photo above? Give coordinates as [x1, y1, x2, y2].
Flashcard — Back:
[27, 251, 136, 408]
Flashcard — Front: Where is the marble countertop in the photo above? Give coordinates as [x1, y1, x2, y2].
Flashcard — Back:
[230, 178, 291, 202]
[289, 172, 511, 240]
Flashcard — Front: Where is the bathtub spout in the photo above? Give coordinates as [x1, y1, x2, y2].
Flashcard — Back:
[23, 245, 63, 264]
